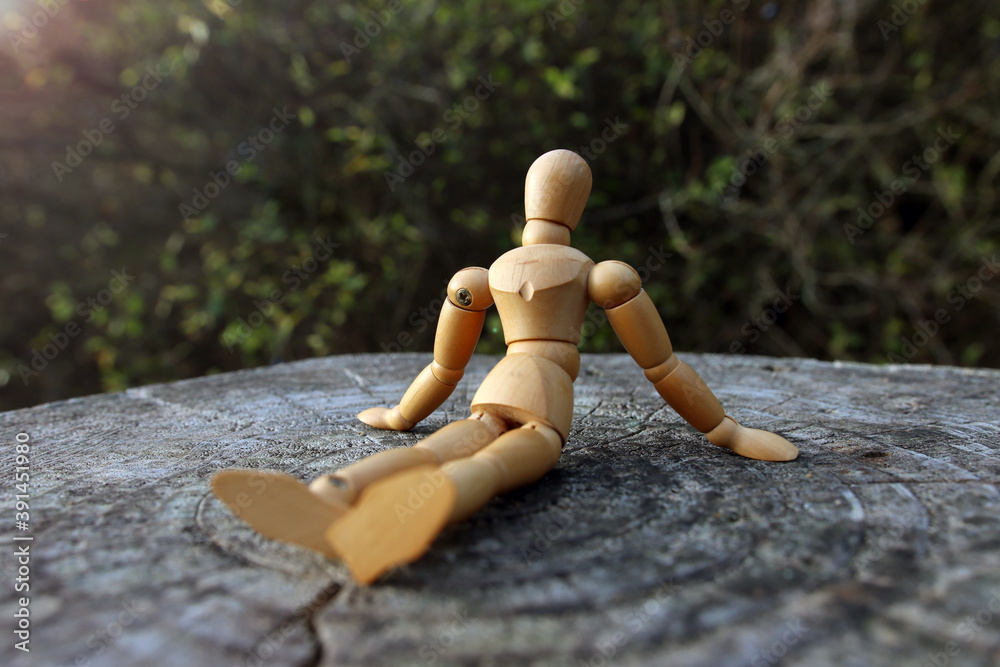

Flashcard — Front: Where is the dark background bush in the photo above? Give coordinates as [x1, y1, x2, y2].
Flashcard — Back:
[2, 0, 998, 411]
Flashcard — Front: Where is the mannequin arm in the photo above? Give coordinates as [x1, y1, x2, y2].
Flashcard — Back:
[587, 261, 797, 461]
[359, 267, 493, 430]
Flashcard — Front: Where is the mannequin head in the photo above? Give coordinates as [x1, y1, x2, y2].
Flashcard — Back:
[521, 149, 592, 246]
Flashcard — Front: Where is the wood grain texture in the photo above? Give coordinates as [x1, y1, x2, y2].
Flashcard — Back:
[2, 353, 999, 667]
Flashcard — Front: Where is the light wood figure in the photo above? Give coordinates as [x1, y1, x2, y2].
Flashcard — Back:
[212, 149, 799, 585]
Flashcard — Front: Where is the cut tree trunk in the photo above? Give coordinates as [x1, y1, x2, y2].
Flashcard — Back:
[2, 353, 999, 667]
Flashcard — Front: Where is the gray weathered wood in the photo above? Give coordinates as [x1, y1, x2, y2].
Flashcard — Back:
[2, 353, 999, 667]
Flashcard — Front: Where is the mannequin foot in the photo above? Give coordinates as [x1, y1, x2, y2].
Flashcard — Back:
[706, 416, 798, 461]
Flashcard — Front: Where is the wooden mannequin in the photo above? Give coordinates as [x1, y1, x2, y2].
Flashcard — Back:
[212, 149, 799, 584]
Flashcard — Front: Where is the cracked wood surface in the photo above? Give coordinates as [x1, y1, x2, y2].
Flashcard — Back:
[2, 353, 999, 667]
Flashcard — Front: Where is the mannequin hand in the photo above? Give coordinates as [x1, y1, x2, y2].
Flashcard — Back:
[357, 405, 415, 431]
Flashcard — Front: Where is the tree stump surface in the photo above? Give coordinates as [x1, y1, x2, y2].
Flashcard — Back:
[2, 353, 999, 667]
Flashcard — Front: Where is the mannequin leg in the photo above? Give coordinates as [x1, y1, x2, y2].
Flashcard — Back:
[327, 420, 563, 584]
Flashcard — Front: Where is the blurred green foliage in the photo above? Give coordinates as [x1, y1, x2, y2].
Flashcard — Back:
[1, 0, 998, 410]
